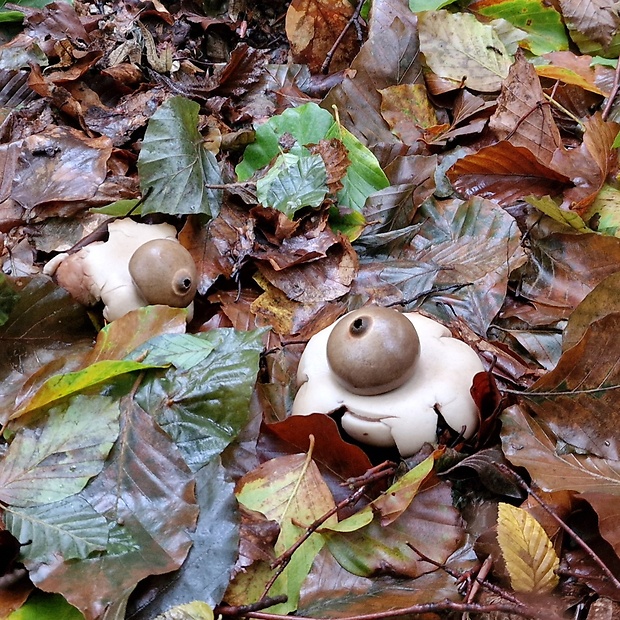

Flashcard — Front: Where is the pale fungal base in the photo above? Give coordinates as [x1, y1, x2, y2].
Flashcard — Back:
[292, 312, 484, 457]
[44, 219, 193, 322]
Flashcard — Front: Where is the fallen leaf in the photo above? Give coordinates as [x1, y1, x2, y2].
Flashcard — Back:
[489, 49, 562, 166]
[448, 141, 571, 206]
[285, 0, 359, 73]
[497, 502, 560, 593]
[418, 11, 513, 92]
[522, 313, 620, 460]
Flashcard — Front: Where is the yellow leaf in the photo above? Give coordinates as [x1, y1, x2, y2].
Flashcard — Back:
[154, 601, 213, 620]
[497, 502, 559, 593]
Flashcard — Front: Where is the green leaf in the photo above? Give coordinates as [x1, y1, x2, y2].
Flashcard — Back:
[236, 103, 335, 181]
[6, 592, 83, 620]
[24, 399, 197, 620]
[0, 395, 120, 507]
[234, 451, 337, 613]
[257, 151, 328, 218]
[471, 0, 568, 56]
[90, 198, 142, 216]
[132, 333, 217, 371]
[418, 11, 513, 92]
[525, 195, 591, 233]
[236, 102, 388, 214]
[136, 328, 265, 470]
[138, 96, 222, 217]
[5, 494, 109, 562]
[325, 123, 389, 211]
[10, 359, 167, 420]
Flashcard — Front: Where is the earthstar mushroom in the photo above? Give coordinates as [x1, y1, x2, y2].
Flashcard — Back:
[292, 307, 484, 457]
[44, 219, 197, 321]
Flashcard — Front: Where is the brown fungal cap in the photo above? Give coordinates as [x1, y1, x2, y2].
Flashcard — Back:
[326, 306, 420, 396]
[129, 238, 197, 308]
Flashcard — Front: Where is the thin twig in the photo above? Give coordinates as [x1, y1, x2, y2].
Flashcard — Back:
[242, 600, 544, 619]
[215, 595, 288, 616]
[602, 58, 620, 121]
[496, 464, 620, 592]
[320, 0, 365, 74]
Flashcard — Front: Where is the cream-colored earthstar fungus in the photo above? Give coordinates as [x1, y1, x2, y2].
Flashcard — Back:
[44, 218, 197, 322]
[292, 306, 484, 457]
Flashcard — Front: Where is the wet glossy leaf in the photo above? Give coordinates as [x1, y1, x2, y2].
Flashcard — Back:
[324, 476, 464, 578]
[10, 359, 165, 420]
[256, 151, 328, 217]
[28, 399, 198, 620]
[0, 274, 18, 326]
[132, 333, 216, 371]
[6, 592, 83, 620]
[126, 458, 239, 616]
[501, 405, 620, 496]
[0, 395, 120, 507]
[0, 277, 94, 424]
[138, 96, 222, 217]
[136, 328, 265, 471]
[497, 502, 560, 593]
[4, 495, 109, 563]
[234, 450, 337, 613]
[418, 11, 512, 92]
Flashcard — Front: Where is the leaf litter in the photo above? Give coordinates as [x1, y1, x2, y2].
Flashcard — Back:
[1, 0, 620, 618]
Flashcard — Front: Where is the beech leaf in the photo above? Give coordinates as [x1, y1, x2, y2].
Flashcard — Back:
[418, 11, 513, 92]
[138, 96, 223, 217]
[0, 395, 120, 507]
[256, 151, 328, 217]
[135, 328, 265, 471]
[4, 495, 109, 563]
[233, 449, 337, 613]
[497, 502, 560, 593]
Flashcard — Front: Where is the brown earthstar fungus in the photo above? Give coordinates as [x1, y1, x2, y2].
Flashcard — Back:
[44, 219, 197, 322]
[292, 306, 484, 457]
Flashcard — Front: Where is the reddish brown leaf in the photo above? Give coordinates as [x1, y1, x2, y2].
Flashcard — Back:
[258, 414, 373, 510]
[285, 0, 360, 73]
[523, 313, 620, 460]
[490, 49, 561, 166]
[307, 139, 351, 195]
[558, 0, 620, 48]
[448, 142, 571, 205]
[551, 113, 619, 213]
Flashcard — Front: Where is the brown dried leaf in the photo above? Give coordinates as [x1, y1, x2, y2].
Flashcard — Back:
[551, 113, 619, 213]
[256, 238, 358, 304]
[307, 139, 350, 195]
[379, 84, 436, 144]
[515, 228, 620, 325]
[558, 0, 620, 48]
[490, 49, 561, 166]
[523, 313, 620, 460]
[448, 142, 571, 206]
[285, 0, 359, 73]
[322, 0, 422, 145]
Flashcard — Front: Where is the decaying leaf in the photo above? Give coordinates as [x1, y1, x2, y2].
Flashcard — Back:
[285, 0, 359, 73]
[418, 11, 513, 92]
[497, 502, 560, 593]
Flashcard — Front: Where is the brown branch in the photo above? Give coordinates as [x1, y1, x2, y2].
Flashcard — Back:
[320, 0, 365, 75]
[241, 600, 545, 619]
[602, 58, 620, 121]
[496, 464, 620, 592]
[215, 596, 288, 616]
